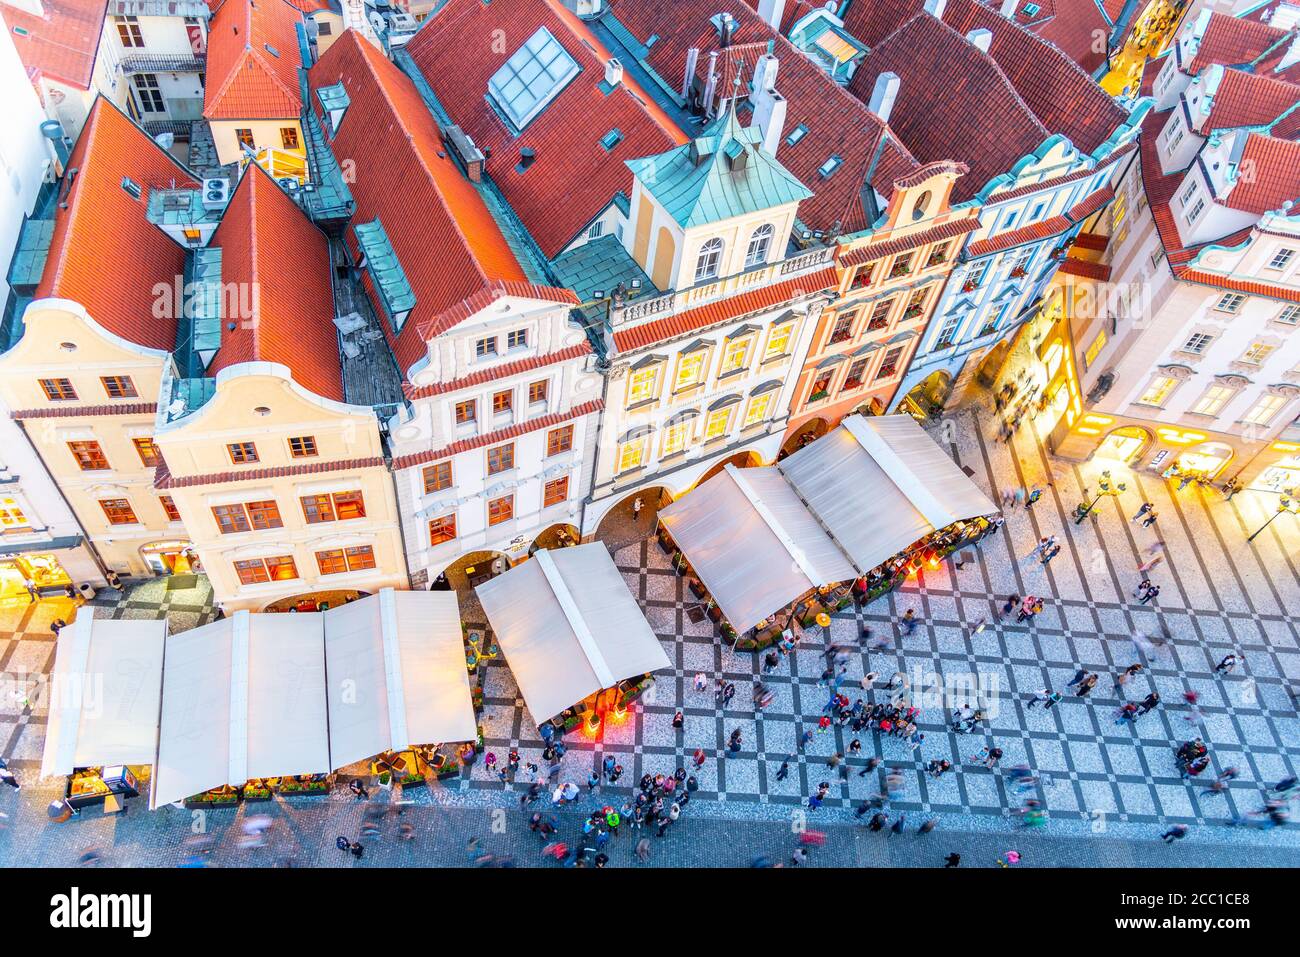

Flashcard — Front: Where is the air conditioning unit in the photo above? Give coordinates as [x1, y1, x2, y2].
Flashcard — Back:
[389, 11, 417, 30]
[201, 177, 229, 211]
[277, 176, 299, 191]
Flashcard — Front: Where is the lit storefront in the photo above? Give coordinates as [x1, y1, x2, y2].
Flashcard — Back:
[1251, 446, 1300, 493]
[0, 552, 72, 601]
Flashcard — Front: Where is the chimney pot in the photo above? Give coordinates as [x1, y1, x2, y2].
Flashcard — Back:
[966, 28, 993, 53]
[868, 71, 901, 124]
[605, 57, 623, 87]
[999, 0, 1019, 18]
[756, 0, 787, 31]
[922, 0, 947, 18]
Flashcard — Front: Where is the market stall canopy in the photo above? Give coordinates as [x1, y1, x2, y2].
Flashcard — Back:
[779, 415, 998, 572]
[658, 464, 856, 633]
[324, 590, 477, 771]
[40, 616, 167, 779]
[151, 612, 330, 809]
[476, 544, 670, 724]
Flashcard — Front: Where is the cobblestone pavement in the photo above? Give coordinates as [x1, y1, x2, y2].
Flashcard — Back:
[0, 406, 1297, 866]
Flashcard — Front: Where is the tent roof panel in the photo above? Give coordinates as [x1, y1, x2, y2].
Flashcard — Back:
[246, 613, 330, 780]
[390, 590, 479, 748]
[322, 596, 390, 770]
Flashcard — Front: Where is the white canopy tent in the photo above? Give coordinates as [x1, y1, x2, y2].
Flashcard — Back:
[40, 616, 167, 779]
[658, 464, 856, 633]
[150, 588, 473, 809]
[475, 544, 671, 725]
[324, 590, 477, 771]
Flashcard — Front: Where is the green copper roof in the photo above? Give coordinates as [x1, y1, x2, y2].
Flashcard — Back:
[625, 108, 812, 229]
[354, 218, 416, 328]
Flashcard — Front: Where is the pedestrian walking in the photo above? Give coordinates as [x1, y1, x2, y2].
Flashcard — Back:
[1134, 578, 1152, 600]
[1132, 502, 1153, 522]
[1136, 691, 1161, 716]
[1138, 583, 1160, 605]
[692, 748, 706, 769]
[919, 818, 938, 834]
[1000, 594, 1019, 618]
[632, 496, 644, 520]
[1160, 825, 1189, 843]
[900, 609, 918, 635]
[1114, 663, 1143, 691]
[776, 760, 789, 781]
[1040, 543, 1061, 565]
[1214, 653, 1241, 675]
[635, 837, 651, 863]
[943, 852, 961, 867]
[1025, 486, 1043, 509]
[0, 758, 20, 791]
[890, 814, 907, 835]
[349, 779, 369, 800]
[1141, 510, 1159, 528]
[672, 710, 684, 730]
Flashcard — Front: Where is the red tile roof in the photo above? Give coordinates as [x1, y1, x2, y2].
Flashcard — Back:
[1178, 268, 1300, 303]
[848, 13, 1051, 203]
[963, 182, 1112, 257]
[1186, 12, 1290, 76]
[392, 398, 604, 470]
[608, 0, 920, 234]
[5, 0, 107, 91]
[842, 0, 1127, 159]
[612, 266, 839, 352]
[35, 98, 196, 352]
[207, 164, 344, 401]
[1057, 257, 1112, 281]
[1198, 67, 1300, 131]
[404, 342, 592, 400]
[404, 0, 687, 258]
[838, 215, 980, 267]
[10, 402, 157, 419]
[1220, 133, 1300, 214]
[974, 0, 1112, 74]
[154, 454, 385, 489]
[310, 30, 554, 376]
[204, 0, 305, 120]
[416, 281, 579, 343]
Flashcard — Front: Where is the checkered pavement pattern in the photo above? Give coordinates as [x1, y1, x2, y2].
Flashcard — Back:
[0, 577, 217, 772]
[461, 405, 1299, 833]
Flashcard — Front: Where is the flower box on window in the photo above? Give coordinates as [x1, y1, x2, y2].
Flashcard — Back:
[961, 280, 978, 293]
[903, 305, 924, 320]
[809, 390, 830, 402]
[1009, 267, 1027, 278]
[890, 262, 911, 278]
[843, 378, 863, 390]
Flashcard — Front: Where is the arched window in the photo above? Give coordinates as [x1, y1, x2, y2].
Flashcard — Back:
[744, 224, 774, 268]
[694, 237, 724, 283]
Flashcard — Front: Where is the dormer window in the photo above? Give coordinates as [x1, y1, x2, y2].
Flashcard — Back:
[695, 238, 723, 283]
[744, 224, 774, 268]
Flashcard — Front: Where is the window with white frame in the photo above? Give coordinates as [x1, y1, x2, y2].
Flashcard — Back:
[1268, 248, 1295, 270]
[1241, 342, 1277, 365]
[694, 238, 723, 282]
[934, 312, 962, 347]
[744, 224, 774, 268]
[1185, 198, 1205, 223]
[1181, 332, 1214, 354]
[1137, 375, 1179, 407]
[1277, 305, 1300, 325]
[1243, 393, 1287, 426]
[1190, 383, 1236, 416]
[1215, 292, 1246, 313]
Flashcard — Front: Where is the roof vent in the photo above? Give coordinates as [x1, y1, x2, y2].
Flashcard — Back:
[121, 176, 142, 200]
[711, 12, 737, 47]
[518, 147, 537, 172]
[264, 43, 279, 57]
[604, 57, 623, 87]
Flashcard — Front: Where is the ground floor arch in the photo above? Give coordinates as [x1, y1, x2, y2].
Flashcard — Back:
[592, 487, 674, 552]
[529, 522, 580, 555]
[139, 539, 198, 577]
[262, 589, 370, 613]
[697, 450, 762, 486]
[898, 370, 953, 421]
[431, 549, 513, 593]
[1092, 425, 1152, 466]
[779, 417, 830, 458]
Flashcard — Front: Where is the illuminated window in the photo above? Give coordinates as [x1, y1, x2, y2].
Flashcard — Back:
[234, 556, 298, 583]
[487, 443, 515, 474]
[628, 366, 659, 404]
[1084, 330, 1108, 367]
[333, 491, 366, 521]
[703, 407, 732, 440]
[493, 390, 513, 414]
[455, 400, 476, 424]
[301, 491, 364, 524]
[289, 436, 318, 458]
[316, 549, 348, 576]
[280, 127, 300, 150]
[265, 555, 299, 581]
[1190, 384, 1235, 417]
[1242, 342, 1277, 365]
[227, 442, 259, 464]
[301, 495, 334, 524]
[617, 438, 647, 473]
[743, 393, 773, 427]
[675, 352, 707, 391]
[547, 425, 573, 456]
[662, 421, 690, 456]
[1138, 376, 1179, 407]
[99, 498, 138, 525]
[68, 441, 109, 471]
[1244, 394, 1287, 426]
[529, 380, 549, 404]
[720, 338, 751, 375]
[487, 494, 514, 526]
[429, 514, 457, 545]
[317, 546, 375, 575]
[423, 461, 453, 493]
[0, 498, 30, 528]
[543, 476, 569, 507]
[234, 559, 270, 585]
[236, 129, 255, 148]
[40, 378, 77, 401]
[246, 500, 283, 530]
[159, 496, 180, 522]
[133, 437, 161, 467]
[764, 322, 793, 359]
[101, 376, 137, 398]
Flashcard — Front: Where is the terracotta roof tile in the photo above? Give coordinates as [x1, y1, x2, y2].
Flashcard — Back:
[974, 0, 1112, 74]
[155, 454, 385, 489]
[838, 215, 980, 267]
[415, 281, 580, 343]
[1057, 257, 1112, 281]
[5, 0, 108, 91]
[967, 212, 1073, 256]
[207, 164, 344, 400]
[309, 30, 540, 375]
[1220, 133, 1300, 215]
[404, 0, 686, 258]
[404, 342, 592, 400]
[11, 402, 157, 419]
[1178, 268, 1300, 302]
[204, 0, 305, 120]
[35, 98, 197, 352]
[608, 0, 920, 234]
[391, 398, 604, 470]
[612, 266, 838, 352]
[1199, 68, 1300, 132]
[1187, 13, 1290, 76]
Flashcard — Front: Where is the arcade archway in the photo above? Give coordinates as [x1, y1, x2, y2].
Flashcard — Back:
[593, 487, 674, 553]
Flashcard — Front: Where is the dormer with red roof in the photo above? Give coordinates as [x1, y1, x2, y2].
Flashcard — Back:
[1151, 8, 1299, 111]
[204, 0, 309, 169]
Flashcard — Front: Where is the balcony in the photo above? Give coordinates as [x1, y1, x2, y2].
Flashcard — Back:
[120, 52, 205, 75]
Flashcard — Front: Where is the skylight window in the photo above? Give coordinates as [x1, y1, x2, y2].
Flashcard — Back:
[121, 177, 142, 200]
[488, 27, 581, 132]
[786, 124, 808, 147]
[818, 155, 842, 178]
[601, 128, 624, 151]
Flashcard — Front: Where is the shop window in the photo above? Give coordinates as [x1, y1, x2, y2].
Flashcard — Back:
[133, 437, 161, 468]
[99, 498, 138, 526]
[487, 443, 515, 475]
[743, 393, 773, 427]
[493, 389, 513, 414]
[101, 375, 137, 398]
[529, 380, 549, 404]
[429, 514, 457, 545]
[246, 500, 283, 529]
[227, 441, 259, 464]
[212, 503, 252, 534]
[543, 476, 569, 508]
[68, 441, 109, 471]
[487, 494, 514, 526]
[159, 496, 181, 522]
[423, 460, 453, 493]
[876, 346, 904, 380]
[40, 378, 77, 401]
[547, 425, 573, 456]
[455, 399, 477, 424]
[289, 435, 318, 458]
[281, 127, 300, 150]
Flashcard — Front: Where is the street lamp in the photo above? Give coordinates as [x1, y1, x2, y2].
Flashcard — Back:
[1074, 469, 1127, 524]
[1247, 491, 1299, 543]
